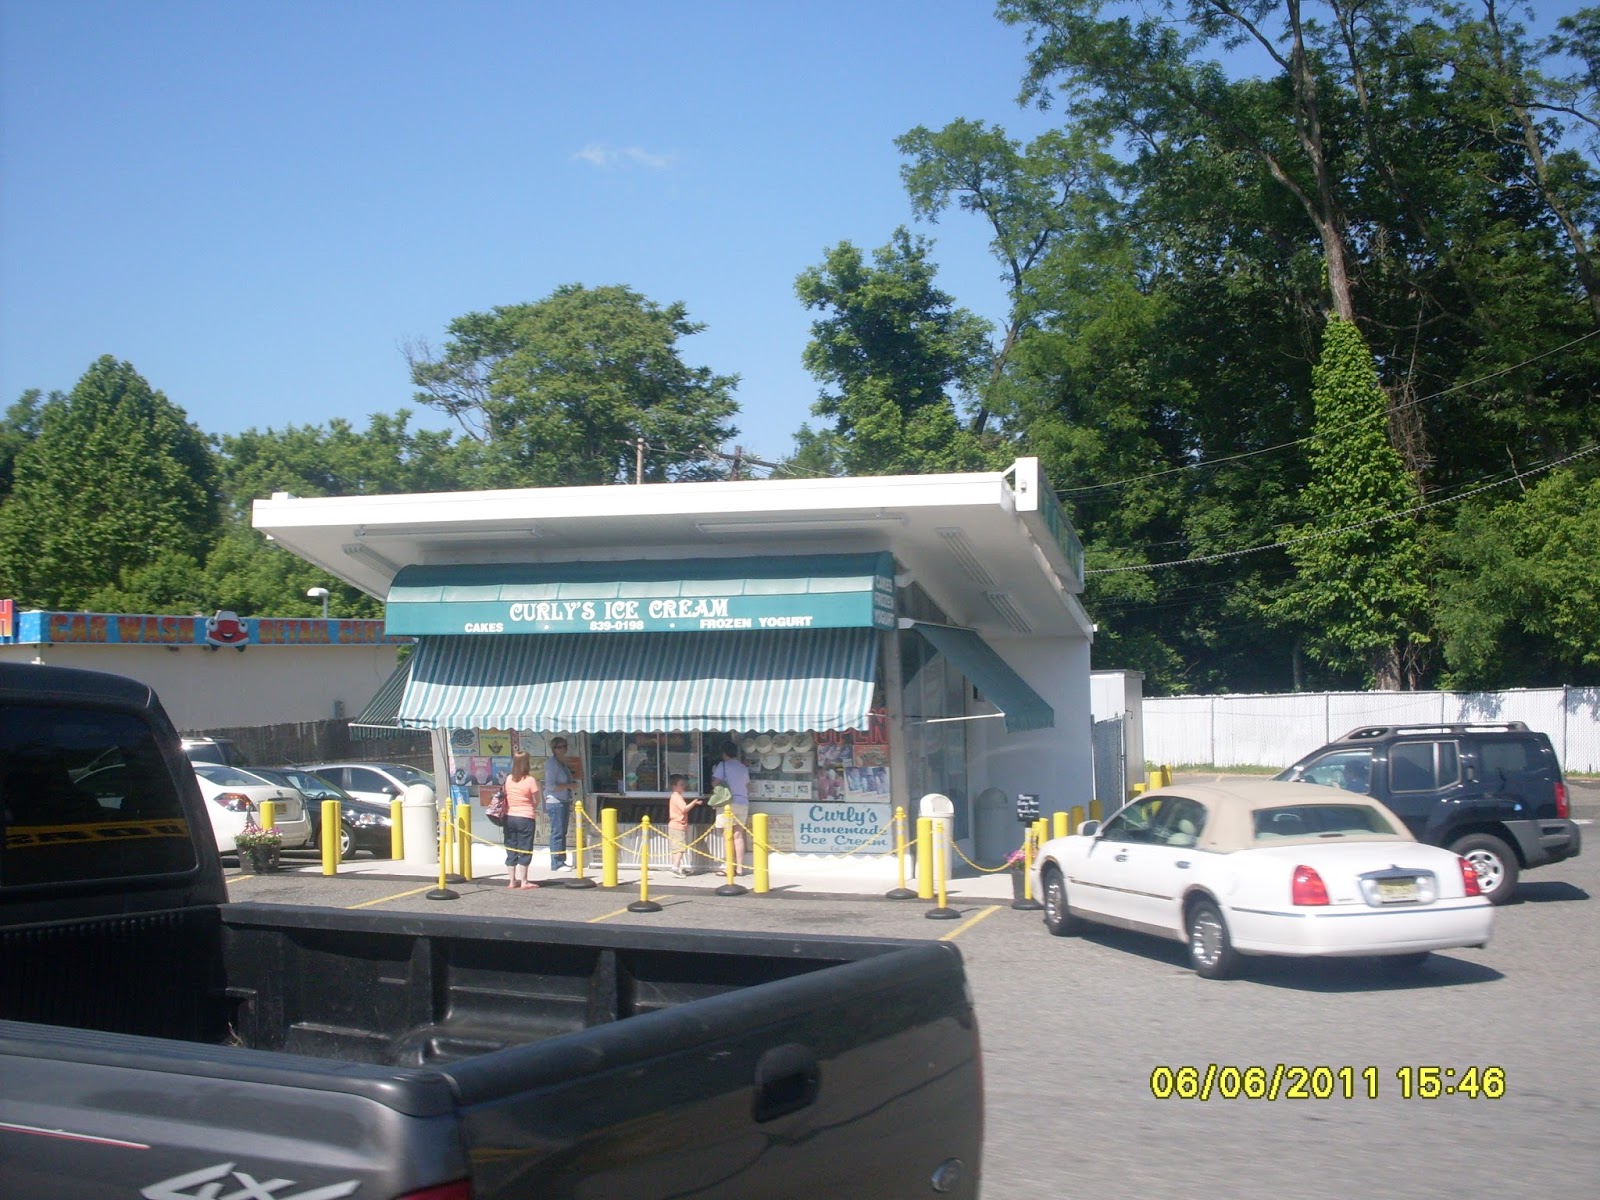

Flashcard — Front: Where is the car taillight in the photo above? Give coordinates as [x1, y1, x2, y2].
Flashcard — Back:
[1554, 781, 1569, 819]
[1292, 864, 1329, 905]
[212, 792, 256, 813]
[393, 1182, 471, 1200]
[1459, 857, 1482, 897]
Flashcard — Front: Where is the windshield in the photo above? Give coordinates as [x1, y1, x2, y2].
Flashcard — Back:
[387, 765, 434, 788]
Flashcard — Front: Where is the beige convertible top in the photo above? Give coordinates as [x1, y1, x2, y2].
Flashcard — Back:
[1108, 779, 1417, 854]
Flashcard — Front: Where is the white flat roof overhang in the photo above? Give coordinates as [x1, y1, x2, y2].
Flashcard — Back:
[252, 458, 1092, 640]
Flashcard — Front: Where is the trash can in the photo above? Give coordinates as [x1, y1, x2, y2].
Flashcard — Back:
[399, 782, 439, 868]
[919, 793, 955, 883]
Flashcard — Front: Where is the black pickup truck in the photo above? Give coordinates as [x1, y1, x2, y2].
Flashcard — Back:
[0, 663, 982, 1199]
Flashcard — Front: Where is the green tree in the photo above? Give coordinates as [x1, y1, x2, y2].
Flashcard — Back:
[1270, 320, 1432, 688]
[407, 284, 739, 486]
[795, 229, 999, 475]
[0, 357, 218, 610]
[1434, 463, 1600, 688]
[0, 389, 50, 503]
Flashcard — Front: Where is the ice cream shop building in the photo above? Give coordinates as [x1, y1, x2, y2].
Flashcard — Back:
[251, 458, 1095, 868]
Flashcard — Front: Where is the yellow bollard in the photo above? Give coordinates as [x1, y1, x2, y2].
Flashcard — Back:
[916, 816, 934, 900]
[567, 801, 596, 888]
[1070, 805, 1085, 834]
[1133, 781, 1147, 796]
[601, 807, 619, 888]
[258, 800, 276, 831]
[638, 816, 653, 903]
[722, 808, 737, 885]
[887, 806, 916, 899]
[1161, 764, 1174, 788]
[1089, 798, 1103, 823]
[1023, 828, 1037, 900]
[390, 797, 404, 859]
[925, 821, 959, 920]
[753, 813, 769, 894]
[1053, 810, 1069, 840]
[627, 816, 662, 912]
[456, 804, 472, 882]
[321, 799, 339, 875]
[426, 806, 458, 900]
[1034, 817, 1049, 849]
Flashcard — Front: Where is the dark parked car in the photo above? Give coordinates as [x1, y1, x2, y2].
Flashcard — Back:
[1275, 722, 1580, 904]
[252, 767, 394, 859]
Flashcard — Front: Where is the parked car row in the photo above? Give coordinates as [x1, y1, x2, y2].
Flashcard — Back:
[179, 744, 434, 862]
[1032, 722, 1581, 980]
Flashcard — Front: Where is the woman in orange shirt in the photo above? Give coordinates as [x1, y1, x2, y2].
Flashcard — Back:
[502, 750, 541, 889]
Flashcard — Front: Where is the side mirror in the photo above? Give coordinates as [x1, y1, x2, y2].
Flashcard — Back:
[1463, 764, 1480, 784]
[384, 784, 402, 796]
[1078, 819, 1101, 838]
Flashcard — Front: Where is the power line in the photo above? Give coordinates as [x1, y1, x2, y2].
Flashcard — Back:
[1084, 442, 1600, 577]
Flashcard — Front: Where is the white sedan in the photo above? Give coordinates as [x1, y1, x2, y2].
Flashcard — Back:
[192, 763, 313, 856]
[1032, 779, 1493, 978]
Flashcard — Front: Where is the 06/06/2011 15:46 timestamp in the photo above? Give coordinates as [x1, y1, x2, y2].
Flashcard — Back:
[1149, 1064, 1506, 1101]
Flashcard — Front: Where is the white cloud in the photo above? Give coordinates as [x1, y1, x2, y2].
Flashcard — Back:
[572, 142, 677, 170]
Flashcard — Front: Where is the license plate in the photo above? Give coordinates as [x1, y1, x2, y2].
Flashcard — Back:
[1376, 878, 1419, 902]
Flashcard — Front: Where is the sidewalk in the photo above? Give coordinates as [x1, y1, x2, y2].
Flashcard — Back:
[280, 838, 1025, 902]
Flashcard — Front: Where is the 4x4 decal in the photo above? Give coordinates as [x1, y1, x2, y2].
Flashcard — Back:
[142, 1162, 359, 1200]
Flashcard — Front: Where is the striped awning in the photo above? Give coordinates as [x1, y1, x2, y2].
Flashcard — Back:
[349, 658, 412, 739]
[395, 628, 880, 732]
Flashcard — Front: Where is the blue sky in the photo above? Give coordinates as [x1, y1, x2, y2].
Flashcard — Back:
[1, 1, 1588, 465]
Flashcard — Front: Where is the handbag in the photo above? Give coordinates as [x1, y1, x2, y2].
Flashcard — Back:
[486, 787, 508, 826]
[707, 783, 733, 808]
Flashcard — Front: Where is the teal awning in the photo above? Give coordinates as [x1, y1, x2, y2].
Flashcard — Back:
[349, 659, 411, 739]
[384, 553, 895, 637]
[395, 627, 880, 732]
[908, 622, 1054, 734]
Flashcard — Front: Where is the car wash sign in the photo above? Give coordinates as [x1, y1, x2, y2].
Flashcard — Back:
[384, 554, 897, 636]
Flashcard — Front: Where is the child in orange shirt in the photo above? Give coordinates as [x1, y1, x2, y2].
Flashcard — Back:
[667, 774, 702, 877]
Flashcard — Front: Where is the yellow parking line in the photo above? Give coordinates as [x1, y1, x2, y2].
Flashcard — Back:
[588, 907, 632, 923]
[347, 885, 437, 909]
[939, 904, 1003, 941]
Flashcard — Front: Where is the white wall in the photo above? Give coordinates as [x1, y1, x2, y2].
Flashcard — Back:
[1143, 686, 1600, 773]
[978, 635, 1093, 818]
[0, 643, 404, 732]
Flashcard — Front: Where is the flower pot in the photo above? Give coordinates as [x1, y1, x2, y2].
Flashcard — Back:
[237, 846, 281, 874]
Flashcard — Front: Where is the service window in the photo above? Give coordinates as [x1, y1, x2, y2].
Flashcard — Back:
[1, 703, 198, 886]
[1388, 741, 1460, 792]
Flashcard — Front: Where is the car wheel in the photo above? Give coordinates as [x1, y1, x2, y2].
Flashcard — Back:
[339, 825, 354, 860]
[1449, 832, 1519, 905]
[1041, 866, 1084, 937]
[1187, 899, 1239, 980]
[1377, 951, 1431, 970]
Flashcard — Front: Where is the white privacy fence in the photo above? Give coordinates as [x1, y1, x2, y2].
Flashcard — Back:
[1144, 687, 1600, 774]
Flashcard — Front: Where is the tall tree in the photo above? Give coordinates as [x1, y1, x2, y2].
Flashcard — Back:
[795, 229, 1000, 475]
[1270, 319, 1431, 688]
[896, 120, 1120, 431]
[0, 357, 218, 610]
[406, 284, 739, 486]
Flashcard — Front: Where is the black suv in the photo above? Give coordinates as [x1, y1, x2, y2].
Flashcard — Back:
[1275, 722, 1580, 904]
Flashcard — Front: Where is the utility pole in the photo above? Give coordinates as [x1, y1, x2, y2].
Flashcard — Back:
[636, 437, 644, 485]
[730, 445, 743, 481]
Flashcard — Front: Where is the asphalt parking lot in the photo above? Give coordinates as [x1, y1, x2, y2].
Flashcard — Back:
[237, 832, 1600, 1199]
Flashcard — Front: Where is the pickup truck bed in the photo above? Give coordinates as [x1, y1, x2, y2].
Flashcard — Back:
[2, 901, 980, 1199]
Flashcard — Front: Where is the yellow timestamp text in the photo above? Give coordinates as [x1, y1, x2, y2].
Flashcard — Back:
[1149, 1064, 1506, 1101]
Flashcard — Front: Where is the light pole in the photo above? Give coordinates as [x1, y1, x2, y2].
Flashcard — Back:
[306, 586, 330, 619]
